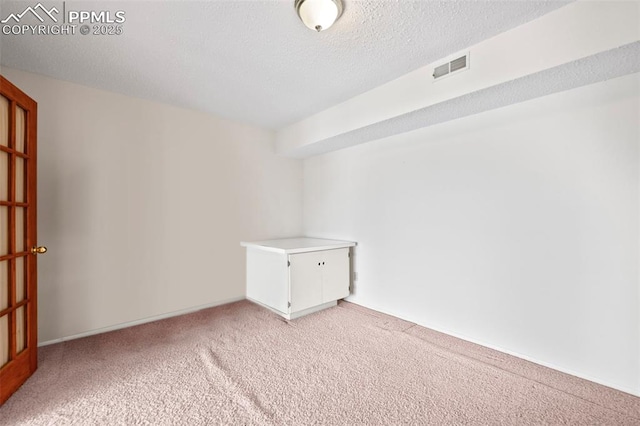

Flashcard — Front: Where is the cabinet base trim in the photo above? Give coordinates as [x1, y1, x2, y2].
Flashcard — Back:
[247, 298, 338, 320]
[289, 301, 337, 320]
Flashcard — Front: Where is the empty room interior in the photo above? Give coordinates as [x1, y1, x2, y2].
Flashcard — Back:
[0, 0, 639, 424]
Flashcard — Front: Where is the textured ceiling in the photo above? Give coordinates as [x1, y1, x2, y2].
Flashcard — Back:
[0, 0, 571, 129]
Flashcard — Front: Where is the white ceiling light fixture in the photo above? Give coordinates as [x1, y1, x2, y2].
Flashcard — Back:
[295, 0, 343, 32]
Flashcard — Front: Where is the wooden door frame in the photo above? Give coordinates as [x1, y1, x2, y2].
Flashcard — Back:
[0, 75, 38, 405]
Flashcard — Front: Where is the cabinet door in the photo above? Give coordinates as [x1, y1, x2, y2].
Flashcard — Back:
[321, 248, 350, 303]
[289, 251, 323, 313]
[246, 248, 289, 314]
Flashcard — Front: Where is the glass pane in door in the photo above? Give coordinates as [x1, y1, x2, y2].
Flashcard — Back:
[0, 261, 7, 310]
[0, 96, 8, 147]
[15, 107, 25, 153]
[15, 157, 24, 203]
[15, 257, 24, 302]
[0, 152, 8, 201]
[0, 314, 8, 367]
[0, 206, 8, 256]
[16, 306, 25, 354]
[15, 207, 24, 253]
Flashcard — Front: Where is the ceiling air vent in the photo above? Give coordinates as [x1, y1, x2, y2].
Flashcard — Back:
[433, 63, 450, 79]
[432, 52, 470, 81]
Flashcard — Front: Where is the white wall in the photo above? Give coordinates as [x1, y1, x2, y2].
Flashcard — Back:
[1, 67, 303, 343]
[303, 74, 640, 395]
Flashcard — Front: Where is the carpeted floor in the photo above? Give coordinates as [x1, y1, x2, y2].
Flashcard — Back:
[1, 300, 638, 425]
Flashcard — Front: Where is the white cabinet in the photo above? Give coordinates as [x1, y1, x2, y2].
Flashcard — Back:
[241, 238, 356, 319]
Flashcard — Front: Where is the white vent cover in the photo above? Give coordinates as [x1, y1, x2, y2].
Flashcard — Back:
[433, 52, 470, 81]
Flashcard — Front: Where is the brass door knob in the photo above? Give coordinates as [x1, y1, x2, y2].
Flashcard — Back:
[31, 246, 47, 255]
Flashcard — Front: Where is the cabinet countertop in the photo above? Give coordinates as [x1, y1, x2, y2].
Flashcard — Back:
[241, 237, 356, 254]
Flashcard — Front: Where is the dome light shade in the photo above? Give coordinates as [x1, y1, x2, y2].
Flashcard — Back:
[295, 0, 343, 32]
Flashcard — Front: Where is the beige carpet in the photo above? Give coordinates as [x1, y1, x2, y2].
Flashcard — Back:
[0, 300, 638, 425]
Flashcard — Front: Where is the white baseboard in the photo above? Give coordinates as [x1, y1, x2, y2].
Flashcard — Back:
[345, 298, 640, 397]
[38, 296, 245, 347]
